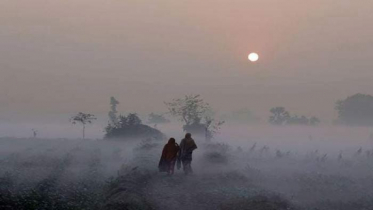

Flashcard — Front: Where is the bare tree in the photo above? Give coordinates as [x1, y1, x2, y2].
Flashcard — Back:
[70, 112, 96, 139]
[165, 94, 224, 140]
[165, 94, 209, 126]
[204, 115, 225, 141]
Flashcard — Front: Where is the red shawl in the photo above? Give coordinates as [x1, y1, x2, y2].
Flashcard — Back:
[161, 138, 180, 161]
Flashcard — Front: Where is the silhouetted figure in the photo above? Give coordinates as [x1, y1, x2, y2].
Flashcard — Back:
[159, 138, 180, 175]
[178, 133, 197, 175]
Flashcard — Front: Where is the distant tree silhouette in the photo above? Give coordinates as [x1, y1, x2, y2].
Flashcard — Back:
[287, 115, 309, 125]
[127, 113, 142, 125]
[269, 107, 290, 125]
[309, 117, 321, 126]
[70, 112, 96, 139]
[165, 94, 209, 126]
[105, 98, 164, 140]
[335, 93, 373, 126]
[105, 113, 164, 140]
[269, 107, 320, 126]
[108, 97, 119, 126]
[165, 94, 224, 140]
[147, 113, 170, 127]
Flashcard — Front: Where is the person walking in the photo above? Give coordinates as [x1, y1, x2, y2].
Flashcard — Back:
[159, 138, 180, 175]
[178, 133, 197, 174]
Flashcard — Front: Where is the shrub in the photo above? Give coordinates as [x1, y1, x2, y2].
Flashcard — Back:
[105, 114, 165, 140]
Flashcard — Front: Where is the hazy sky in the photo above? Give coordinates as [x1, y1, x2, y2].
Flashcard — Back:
[1, 0, 373, 123]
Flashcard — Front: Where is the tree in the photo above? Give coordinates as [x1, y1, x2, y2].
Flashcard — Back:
[204, 115, 225, 141]
[105, 113, 165, 140]
[165, 94, 209, 126]
[108, 97, 119, 126]
[127, 113, 142, 126]
[148, 113, 170, 127]
[287, 115, 309, 125]
[105, 97, 165, 140]
[269, 107, 290, 125]
[70, 112, 96, 139]
[269, 107, 320, 126]
[335, 93, 373, 126]
[309, 117, 320, 126]
[165, 94, 224, 140]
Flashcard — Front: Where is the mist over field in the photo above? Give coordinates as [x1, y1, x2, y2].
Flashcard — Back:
[2, 122, 373, 210]
[2, 94, 373, 210]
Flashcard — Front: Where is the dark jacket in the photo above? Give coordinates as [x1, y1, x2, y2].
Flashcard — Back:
[179, 137, 197, 161]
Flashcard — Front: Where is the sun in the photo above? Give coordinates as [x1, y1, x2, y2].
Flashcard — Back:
[248, 53, 259, 62]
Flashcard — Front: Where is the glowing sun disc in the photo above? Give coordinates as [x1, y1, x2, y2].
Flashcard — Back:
[248, 53, 259, 62]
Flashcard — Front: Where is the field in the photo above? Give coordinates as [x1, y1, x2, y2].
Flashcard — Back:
[1, 127, 373, 210]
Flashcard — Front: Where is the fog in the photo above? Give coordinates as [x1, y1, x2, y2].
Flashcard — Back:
[2, 124, 373, 209]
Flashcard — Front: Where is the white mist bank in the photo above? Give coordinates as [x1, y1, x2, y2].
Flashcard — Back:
[1, 121, 372, 154]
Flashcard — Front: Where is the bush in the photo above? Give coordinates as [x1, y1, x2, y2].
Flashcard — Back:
[203, 143, 231, 164]
[134, 138, 160, 151]
[105, 114, 165, 140]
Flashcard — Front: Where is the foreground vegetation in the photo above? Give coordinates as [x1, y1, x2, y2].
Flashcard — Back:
[1, 137, 373, 210]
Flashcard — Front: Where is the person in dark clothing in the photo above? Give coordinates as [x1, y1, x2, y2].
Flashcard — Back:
[159, 138, 180, 175]
[178, 133, 197, 174]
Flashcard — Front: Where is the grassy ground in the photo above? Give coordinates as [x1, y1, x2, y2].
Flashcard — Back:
[1, 137, 373, 210]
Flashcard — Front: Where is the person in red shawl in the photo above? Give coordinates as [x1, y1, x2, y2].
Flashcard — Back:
[158, 138, 180, 175]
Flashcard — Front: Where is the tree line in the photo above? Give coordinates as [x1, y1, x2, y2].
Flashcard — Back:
[268, 107, 320, 126]
[70, 93, 373, 139]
